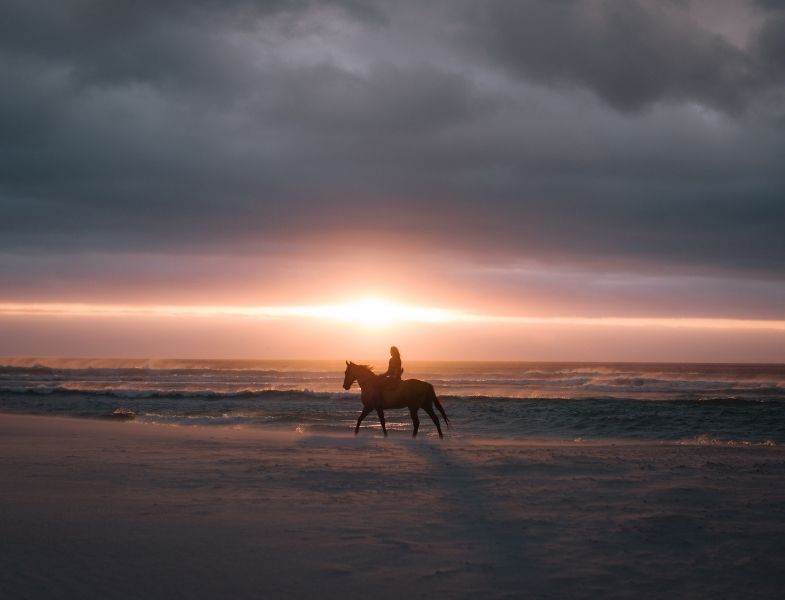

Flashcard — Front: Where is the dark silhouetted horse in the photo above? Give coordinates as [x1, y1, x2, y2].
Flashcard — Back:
[343, 361, 449, 438]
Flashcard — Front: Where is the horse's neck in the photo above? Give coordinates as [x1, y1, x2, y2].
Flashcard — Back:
[355, 369, 377, 388]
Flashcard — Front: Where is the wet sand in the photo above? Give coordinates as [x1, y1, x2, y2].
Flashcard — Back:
[1, 413, 785, 599]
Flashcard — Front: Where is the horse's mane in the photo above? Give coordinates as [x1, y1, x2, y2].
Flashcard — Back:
[352, 363, 375, 374]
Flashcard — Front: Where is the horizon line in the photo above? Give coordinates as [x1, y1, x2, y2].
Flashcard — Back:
[1, 355, 784, 367]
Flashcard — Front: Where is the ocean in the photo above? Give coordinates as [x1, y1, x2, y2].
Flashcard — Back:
[1, 358, 784, 444]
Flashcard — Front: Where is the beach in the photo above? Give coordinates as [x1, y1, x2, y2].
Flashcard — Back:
[2, 414, 785, 599]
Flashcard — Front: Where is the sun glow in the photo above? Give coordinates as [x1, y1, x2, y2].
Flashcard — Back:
[1, 301, 785, 331]
[287, 298, 460, 327]
[0, 299, 462, 327]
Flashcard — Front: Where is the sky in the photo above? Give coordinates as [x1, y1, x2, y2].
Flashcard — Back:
[1, 0, 784, 362]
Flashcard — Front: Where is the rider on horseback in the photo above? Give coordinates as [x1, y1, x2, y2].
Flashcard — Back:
[375, 346, 403, 409]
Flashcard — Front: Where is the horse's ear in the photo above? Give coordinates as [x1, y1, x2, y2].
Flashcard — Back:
[346, 360, 349, 366]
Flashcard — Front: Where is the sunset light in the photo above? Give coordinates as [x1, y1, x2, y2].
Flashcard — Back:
[287, 298, 460, 327]
[1, 0, 784, 366]
[2, 301, 785, 332]
[0, 299, 460, 326]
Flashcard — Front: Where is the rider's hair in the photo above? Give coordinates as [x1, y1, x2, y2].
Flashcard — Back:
[390, 346, 400, 356]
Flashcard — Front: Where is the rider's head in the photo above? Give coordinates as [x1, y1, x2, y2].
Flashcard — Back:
[390, 346, 400, 357]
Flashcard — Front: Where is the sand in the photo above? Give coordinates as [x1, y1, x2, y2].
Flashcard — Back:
[1, 414, 785, 599]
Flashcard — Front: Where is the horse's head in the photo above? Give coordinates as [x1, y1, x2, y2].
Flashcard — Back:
[343, 361, 356, 390]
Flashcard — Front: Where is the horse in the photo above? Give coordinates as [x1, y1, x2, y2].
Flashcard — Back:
[342, 361, 449, 438]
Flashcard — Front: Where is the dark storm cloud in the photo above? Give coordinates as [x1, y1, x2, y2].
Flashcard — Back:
[460, 0, 773, 113]
[1, 0, 784, 307]
[752, 9, 785, 79]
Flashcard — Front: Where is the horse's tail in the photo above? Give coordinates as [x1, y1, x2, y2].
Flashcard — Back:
[430, 384, 450, 428]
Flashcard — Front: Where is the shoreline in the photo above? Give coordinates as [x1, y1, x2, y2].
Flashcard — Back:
[2, 413, 785, 598]
[0, 409, 781, 449]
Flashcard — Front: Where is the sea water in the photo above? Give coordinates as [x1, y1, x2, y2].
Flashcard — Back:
[1, 358, 784, 444]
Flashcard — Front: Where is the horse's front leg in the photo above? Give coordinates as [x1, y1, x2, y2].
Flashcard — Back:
[355, 406, 372, 435]
[376, 407, 388, 437]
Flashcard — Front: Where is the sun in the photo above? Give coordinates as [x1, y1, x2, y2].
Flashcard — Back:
[331, 299, 397, 327]
[302, 298, 460, 328]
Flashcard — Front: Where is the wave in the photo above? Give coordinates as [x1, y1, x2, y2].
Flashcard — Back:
[2, 381, 783, 406]
[676, 434, 778, 448]
[0, 357, 342, 371]
[2, 362, 784, 399]
[0, 385, 355, 401]
[0, 365, 326, 378]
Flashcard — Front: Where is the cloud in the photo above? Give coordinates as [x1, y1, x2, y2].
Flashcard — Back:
[0, 0, 784, 308]
[461, 0, 784, 114]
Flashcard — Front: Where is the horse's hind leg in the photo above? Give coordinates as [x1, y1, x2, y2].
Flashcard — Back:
[355, 406, 372, 435]
[423, 405, 444, 439]
[376, 407, 388, 437]
[409, 407, 420, 438]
